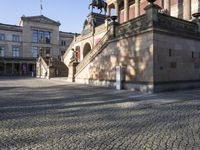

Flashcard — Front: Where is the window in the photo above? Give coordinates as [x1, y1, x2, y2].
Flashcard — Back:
[44, 32, 51, 44]
[39, 31, 44, 43]
[12, 47, 20, 57]
[192, 52, 194, 58]
[46, 47, 50, 56]
[0, 46, 5, 57]
[32, 47, 38, 58]
[32, 30, 51, 44]
[32, 30, 38, 43]
[0, 34, 5, 41]
[12, 35, 20, 42]
[61, 40, 66, 46]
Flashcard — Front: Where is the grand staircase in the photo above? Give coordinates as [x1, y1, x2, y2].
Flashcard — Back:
[75, 27, 112, 77]
[50, 58, 68, 77]
[37, 56, 68, 78]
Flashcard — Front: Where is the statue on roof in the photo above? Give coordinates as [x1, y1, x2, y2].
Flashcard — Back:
[89, 0, 107, 14]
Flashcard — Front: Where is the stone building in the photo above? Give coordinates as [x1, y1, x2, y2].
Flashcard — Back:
[0, 15, 74, 76]
[63, 0, 200, 92]
[106, 0, 199, 22]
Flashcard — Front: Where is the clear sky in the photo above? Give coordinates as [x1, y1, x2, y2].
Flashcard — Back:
[0, 0, 101, 33]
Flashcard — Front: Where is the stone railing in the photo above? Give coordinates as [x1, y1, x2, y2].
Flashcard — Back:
[157, 13, 198, 35]
[75, 27, 112, 76]
[39, 56, 49, 71]
[115, 14, 147, 37]
[114, 5, 199, 37]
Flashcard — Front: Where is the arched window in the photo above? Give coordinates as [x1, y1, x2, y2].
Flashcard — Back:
[83, 43, 91, 58]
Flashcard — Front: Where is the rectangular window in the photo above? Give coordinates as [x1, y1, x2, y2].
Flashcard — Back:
[61, 40, 66, 46]
[32, 30, 38, 43]
[0, 34, 5, 41]
[12, 47, 20, 57]
[12, 35, 20, 42]
[44, 32, 51, 44]
[0, 46, 5, 57]
[32, 47, 38, 58]
[46, 47, 50, 56]
[32, 30, 51, 44]
[192, 52, 194, 58]
[39, 31, 44, 43]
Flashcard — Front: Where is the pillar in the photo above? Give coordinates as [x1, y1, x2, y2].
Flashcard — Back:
[124, 0, 129, 21]
[135, 0, 140, 17]
[164, 0, 170, 15]
[20, 63, 22, 76]
[183, 0, 191, 20]
[4, 63, 6, 74]
[11, 62, 14, 75]
[114, 1, 119, 17]
[106, 5, 111, 16]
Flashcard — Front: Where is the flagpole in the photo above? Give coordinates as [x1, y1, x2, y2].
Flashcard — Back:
[40, 0, 43, 15]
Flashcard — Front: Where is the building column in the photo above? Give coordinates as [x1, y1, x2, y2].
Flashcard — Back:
[4, 63, 6, 74]
[106, 5, 111, 16]
[114, 1, 119, 17]
[124, 0, 129, 21]
[11, 62, 14, 75]
[164, 0, 171, 15]
[135, 0, 140, 17]
[183, 0, 191, 20]
[198, 0, 200, 12]
[20, 63, 22, 76]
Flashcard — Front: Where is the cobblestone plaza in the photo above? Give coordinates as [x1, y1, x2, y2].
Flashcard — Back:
[0, 77, 200, 149]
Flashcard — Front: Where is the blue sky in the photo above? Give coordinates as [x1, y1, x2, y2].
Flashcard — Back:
[0, 0, 101, 33]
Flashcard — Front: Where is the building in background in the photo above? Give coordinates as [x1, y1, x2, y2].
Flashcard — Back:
[0, 15, 74, 76]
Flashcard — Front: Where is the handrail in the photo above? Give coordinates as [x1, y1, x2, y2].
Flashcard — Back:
[39, 56, 49, 72]
[62, 38, 75, 61]
[75, 27, 112, 76]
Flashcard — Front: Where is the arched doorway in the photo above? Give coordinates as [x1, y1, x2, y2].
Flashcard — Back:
[83, 43, 91, 58]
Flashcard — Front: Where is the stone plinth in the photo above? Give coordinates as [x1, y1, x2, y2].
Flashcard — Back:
[67, 62, 79, 82]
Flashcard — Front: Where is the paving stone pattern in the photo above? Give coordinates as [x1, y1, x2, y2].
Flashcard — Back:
[0, 77, 200, 150]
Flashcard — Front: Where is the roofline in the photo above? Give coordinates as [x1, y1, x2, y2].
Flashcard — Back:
[0, 23, 22, 32]
[21, 15, 61, 26]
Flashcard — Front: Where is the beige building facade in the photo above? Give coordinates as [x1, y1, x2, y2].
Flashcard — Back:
[0, 15, 74, 76]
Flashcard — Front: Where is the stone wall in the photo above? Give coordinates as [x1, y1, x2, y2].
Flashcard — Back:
[154, 31, 200, 91]
[75, 30, 154, 92]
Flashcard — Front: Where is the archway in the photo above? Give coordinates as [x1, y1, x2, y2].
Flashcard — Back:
[83, 43, 91, 58]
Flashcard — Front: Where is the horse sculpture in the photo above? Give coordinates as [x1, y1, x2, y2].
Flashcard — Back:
[89, 0, 107, 14]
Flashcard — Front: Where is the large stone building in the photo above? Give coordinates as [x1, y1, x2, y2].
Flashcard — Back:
[0, 15, 74, 76]
[62, 0, 200, 92]
[106, 0, 199, 22]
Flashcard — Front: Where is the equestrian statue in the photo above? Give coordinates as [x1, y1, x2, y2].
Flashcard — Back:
[89, 0, 107, 14]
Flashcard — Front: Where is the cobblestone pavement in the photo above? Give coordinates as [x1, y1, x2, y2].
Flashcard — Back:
[1, 77, 200, 150]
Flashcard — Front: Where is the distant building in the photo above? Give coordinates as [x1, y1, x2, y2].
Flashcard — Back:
[0, 15, 74, 76]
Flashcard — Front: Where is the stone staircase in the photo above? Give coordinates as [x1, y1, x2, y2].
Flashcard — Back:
[36, 56, 68, 79]
[50, 58, 68, 77]
[75, 27, 112, 77]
